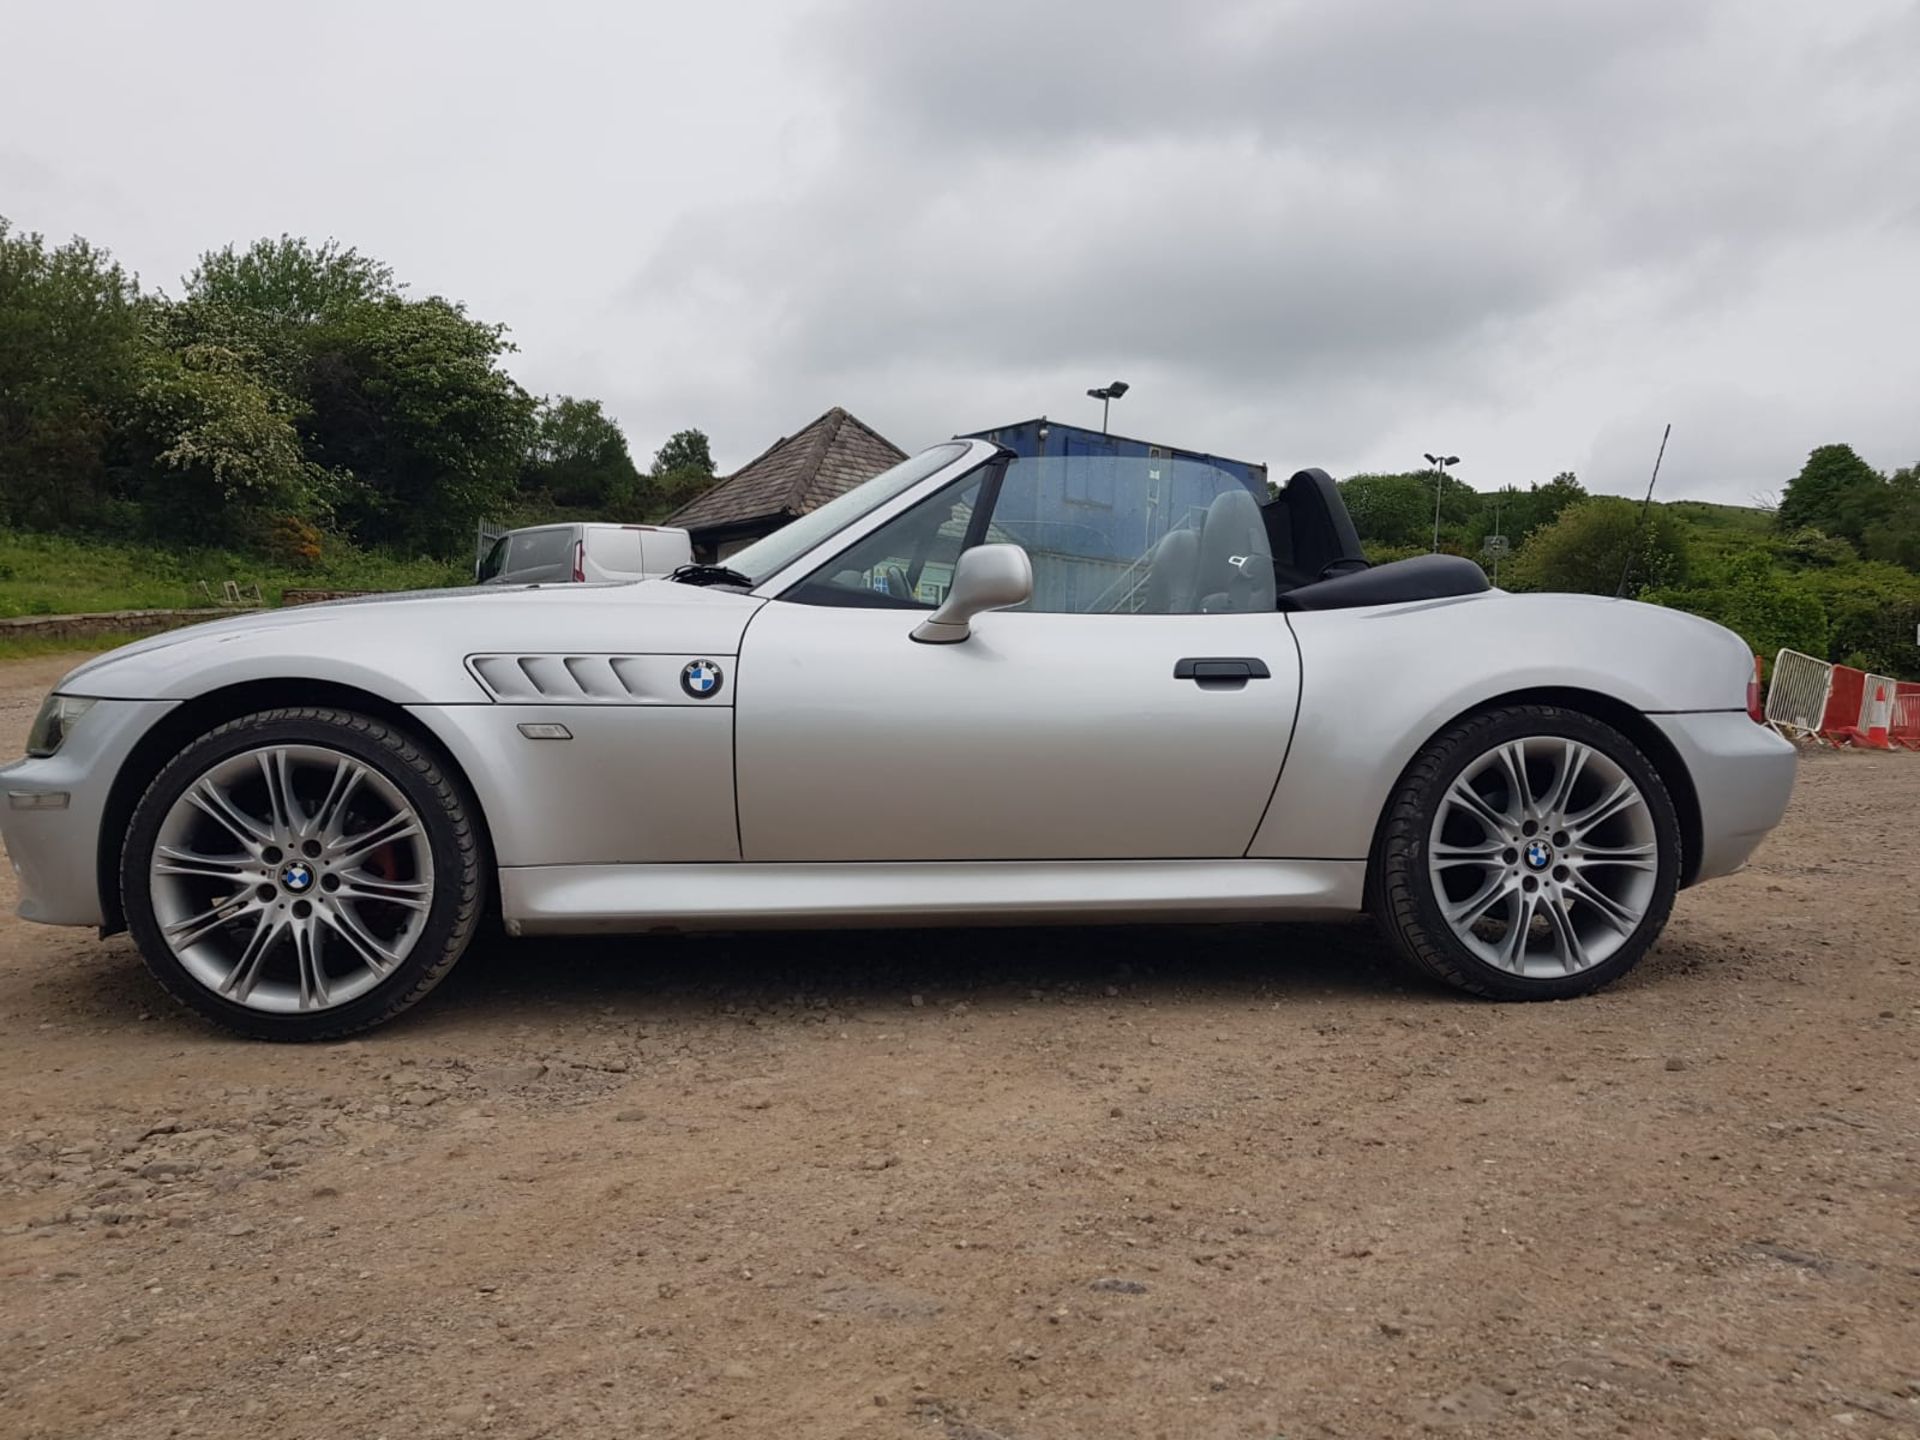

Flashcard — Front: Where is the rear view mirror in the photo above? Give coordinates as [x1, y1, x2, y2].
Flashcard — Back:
[911, 544, 1032, 644]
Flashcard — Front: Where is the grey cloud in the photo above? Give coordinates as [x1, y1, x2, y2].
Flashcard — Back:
[620, 0, 1920, 493]
[10, 0, 1908, 500]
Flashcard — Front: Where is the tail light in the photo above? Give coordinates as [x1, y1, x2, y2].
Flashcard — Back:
[571, 539, 585, 583]
[1747, 657, 1765, 724]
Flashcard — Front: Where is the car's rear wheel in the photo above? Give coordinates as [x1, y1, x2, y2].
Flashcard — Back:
[122, 708, 483, 1040]
[1373, 704, 1681, 999]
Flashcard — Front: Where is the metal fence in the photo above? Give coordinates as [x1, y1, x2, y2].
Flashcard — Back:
[475, 522, 507, 571]
[1764, 649, 1833, 740]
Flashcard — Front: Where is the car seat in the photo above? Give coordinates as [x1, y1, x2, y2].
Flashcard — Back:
[1140, 528, 1200, 613]
[1195, 488, 1278, 613]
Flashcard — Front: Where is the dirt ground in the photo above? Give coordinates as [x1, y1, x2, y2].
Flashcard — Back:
[1, 651, 1915, 1440]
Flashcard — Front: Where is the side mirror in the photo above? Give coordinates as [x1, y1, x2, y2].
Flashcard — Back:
[911, 544, 1032, 644]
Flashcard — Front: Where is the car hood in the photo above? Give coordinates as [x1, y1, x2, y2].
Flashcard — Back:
[61, 579, 768, 703]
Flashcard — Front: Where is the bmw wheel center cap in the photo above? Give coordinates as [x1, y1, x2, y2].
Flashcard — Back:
[680, 659, 723, 699]
[280, 861, 315, 893]
[1524, 840, 1553, 871]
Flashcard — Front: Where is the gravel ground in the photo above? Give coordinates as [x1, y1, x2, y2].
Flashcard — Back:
[1, 651, 1916, 1440]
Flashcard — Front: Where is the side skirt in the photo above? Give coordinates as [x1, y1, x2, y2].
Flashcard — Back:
[498, 859, 1366, 935]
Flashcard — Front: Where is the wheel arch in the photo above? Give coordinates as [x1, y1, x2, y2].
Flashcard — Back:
[1364, 685, 1704, 901]
[96, 678, 499, 934]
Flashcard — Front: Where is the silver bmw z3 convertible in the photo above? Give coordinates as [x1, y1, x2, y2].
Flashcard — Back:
[1, 438, 1796, 1039]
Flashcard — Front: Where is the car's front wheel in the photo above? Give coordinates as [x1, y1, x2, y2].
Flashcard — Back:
[1373, 704, 1681, 999]
[121, 708, 483, 1040]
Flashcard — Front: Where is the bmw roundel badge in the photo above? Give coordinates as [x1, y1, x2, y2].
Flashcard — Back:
[680, 659, 723, 699]
[1524, 839, 1553, 871]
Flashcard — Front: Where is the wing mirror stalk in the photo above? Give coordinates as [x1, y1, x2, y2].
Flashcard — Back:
[911, 544, 1033, 644]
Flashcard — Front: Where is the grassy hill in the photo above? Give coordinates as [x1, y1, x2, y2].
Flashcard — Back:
[0, 531, 466, 620]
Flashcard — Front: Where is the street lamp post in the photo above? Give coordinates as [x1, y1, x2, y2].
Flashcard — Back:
[1422, 451, 1460, 552]
[1086, 381, 1130, 434]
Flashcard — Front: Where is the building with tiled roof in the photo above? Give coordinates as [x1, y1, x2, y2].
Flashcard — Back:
[666, 407, 907, 561]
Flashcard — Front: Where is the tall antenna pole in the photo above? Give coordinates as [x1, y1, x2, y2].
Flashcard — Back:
[1615, 423, 1672, 599]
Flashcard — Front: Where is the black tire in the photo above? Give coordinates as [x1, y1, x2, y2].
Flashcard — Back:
[1372, 703, 1682, 1000]
[121, 707, 485, 1040]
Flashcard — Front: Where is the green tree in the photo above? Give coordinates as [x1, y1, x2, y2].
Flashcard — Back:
[1797, 561, 1920, 677]
[653, 428, 713, 476]
[185, 236, 398, 323]
[1507, 497, 1691, 596]
[124, 340, 323, 540]
[0, 218, 148, 530]
[650, 427, 717, 514]
[1339, 473, 1433, 547]
[1778, 527, 1858, 568]
[520, 396, 642, 509]
[304, 296, 536, 552]
[1495, 471, 1586, 544]
[1859, 462, 1920, 570]
[1777, 444, 1884, 545]
[175, 235, 541, 552]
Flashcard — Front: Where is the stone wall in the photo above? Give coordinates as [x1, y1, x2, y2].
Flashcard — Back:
[280, 589, 379, 606]
[0, 607, 259, 644]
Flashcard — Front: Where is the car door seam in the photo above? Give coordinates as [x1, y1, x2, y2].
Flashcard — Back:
[1242, 613, 1307, 858]
[729, 601, 772, 862]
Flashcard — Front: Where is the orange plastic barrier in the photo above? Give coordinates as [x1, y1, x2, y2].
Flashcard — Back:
[1893, 682, 1920, 752]
[1817, 666, 1867, 746]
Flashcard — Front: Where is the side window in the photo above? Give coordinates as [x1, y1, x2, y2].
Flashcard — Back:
[984, 454, 1275, 614]
[507, 529, 573, 573]
[786, 471, 987, 608]
[477, 537, 508, 581]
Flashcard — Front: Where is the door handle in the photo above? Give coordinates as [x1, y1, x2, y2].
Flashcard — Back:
[1173, 656, 1271, 689]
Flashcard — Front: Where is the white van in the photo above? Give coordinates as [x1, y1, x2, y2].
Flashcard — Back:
[475, 523, 693, 587]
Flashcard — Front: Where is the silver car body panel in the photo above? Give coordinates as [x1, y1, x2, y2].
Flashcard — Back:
[1253, 590, 1789, 861]
[52, 581, 765, 704]
[1, 697, 178, 926]
[498, 857, 1366, 933]
[2, 437, 1797, 935]
[734, 602, 1301, 861]
[410, 703, 740, 866]
[1647, 709, 1797, 882]
[464, 653, 733, 706]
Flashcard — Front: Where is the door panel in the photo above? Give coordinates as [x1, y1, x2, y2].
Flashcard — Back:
[734, 602, 1300, 861]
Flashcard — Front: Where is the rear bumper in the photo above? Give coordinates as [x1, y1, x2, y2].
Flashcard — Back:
[0, 698, 176, 927]
[1650, 710, 1797, 885]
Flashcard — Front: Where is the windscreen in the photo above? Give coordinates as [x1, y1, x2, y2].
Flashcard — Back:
[724, 442, 970, 583]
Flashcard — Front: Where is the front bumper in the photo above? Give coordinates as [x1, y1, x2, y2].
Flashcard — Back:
[0, 698, 177, 926]
[1650, 710, 1797, 885]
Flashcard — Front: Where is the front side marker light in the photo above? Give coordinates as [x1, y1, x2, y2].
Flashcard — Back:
[8, 790, 70, 810]
[24, 695, 97, 758]
[517, 722, 573, 741]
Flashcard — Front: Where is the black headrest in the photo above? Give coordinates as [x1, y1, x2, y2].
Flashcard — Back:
[1279, 467, 1368, 571]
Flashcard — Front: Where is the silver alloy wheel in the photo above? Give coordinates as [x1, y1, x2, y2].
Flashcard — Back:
[147, 744, 434, 1014]
[1427, 736, 1658, 978]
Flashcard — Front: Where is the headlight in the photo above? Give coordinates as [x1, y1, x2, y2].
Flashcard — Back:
[25, 695, 97, 758]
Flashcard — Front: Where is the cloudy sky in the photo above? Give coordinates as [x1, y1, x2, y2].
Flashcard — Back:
[5, 0, 1917, 501]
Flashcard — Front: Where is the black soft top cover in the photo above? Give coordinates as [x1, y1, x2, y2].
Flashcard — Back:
[1261, 467, 1490, 611]
[1277, 552, 1490, 611]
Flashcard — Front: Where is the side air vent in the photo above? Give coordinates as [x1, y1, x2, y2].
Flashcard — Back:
[466, 654, 720, 706]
